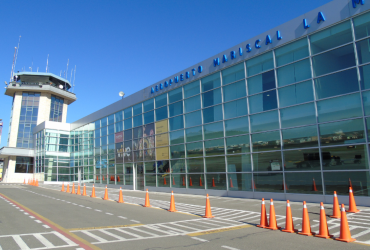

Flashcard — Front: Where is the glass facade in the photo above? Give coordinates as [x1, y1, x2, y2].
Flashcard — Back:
[36, 11, 370, 197]
[49, 95, 64, 122]
[17, 92, 40, 148]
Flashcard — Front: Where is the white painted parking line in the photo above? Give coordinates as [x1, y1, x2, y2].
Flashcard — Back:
[99, 229, 125, 240]
[43, 225, 50, 228]
[29, 216, 35, 219]
[34, 220, 42, 223]
[130, 220, 140, 223]
[24, 212, 29, 215]
[81, 231, 108, 243]
[12, 235, 30, 250]
[95, 209, 102, 212]
[222, 246, 239, 250]
[34, 233, 54, 248]
[191, 237, 208, 242]
[118, 216, 127, 219]
[106, 213, 113, 215]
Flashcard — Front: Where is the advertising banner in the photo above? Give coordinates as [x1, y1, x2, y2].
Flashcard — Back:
[156, 147, 169, 160]
[115, 131, 123, 143]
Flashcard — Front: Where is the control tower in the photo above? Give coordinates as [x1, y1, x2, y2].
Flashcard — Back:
[0, 72, 77, 182]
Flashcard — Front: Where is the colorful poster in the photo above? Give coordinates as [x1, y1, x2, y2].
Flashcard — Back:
[115, 142, 123, 163]
[156, 147, 169, 160]
[156, 133, 169, 147]
[155, 120, 168, 134]
[115, 131, 123, 143]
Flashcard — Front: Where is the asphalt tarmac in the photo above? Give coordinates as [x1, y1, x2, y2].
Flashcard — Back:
[0, 183, 369, 250]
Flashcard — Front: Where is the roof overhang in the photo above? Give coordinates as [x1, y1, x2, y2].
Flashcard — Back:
[0, 147, 34, 158]
[14, 72, 72, 89]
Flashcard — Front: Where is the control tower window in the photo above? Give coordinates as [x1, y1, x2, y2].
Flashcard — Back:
[50, 95, 64, 122]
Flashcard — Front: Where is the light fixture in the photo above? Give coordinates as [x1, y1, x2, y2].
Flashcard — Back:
[59, 85, 63, 89]
[119, 91, 125, 99]
[4, 81, 7, 86]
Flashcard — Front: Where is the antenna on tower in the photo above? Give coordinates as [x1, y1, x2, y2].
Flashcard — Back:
[10, 47, 17, 82]
[65, 59, 69, 79]
[72, 65, 76, 93]
[46, 54, 49, 72]
[12, 36, 21, 79]
[60, 70, 62, 77]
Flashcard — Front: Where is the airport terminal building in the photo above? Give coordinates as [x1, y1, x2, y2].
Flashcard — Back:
[1, 0, 370, 205]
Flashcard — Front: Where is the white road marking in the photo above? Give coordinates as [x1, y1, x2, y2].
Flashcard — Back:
[12, 235, 30, 250]
[34, 233, 54, 248]
[43, 225, 50, 228]
[24, 212, 29, 215]
[352, 228, 370, 238]
[191, 237, 208, 242]
[81, 231, 108, 243]
[95, 209, 102, 212]
[106, 213, 113, 215]
[99, 229, 125, 240]
[118, 216, 127, 219]
[29, 216, 35, 219]
[130, 220, 140, 223]
[222, 245, 240, 250]
[34, 220, 42, 223]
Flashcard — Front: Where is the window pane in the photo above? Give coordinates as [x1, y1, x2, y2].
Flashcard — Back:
[314, 68, 359, 99]
[250, 110, 279, 133]
[171, 160, 186, 173]
[363, 91, 370, 115]
[124, 129, 132, 140]
[170, 130, 184, 145]
[253, 151, 282, 171]
[205, 139, 224, 156]
[224, 98, 248, 119]
[226, 135, 250, 154]
[144, 111, 154, 125]
[367, 117, 370, 140]
[185, 111, 202, 128]
[277, 59, 311, 87]
[354, 11, 370, 40]
[155, 106, 167, 121]
[282, 125, 318, 149]
[252, 131, 281, 152]
[223, 80, 246, 102]
[184, 80, 200, 98]
[323, 171, 370, 196]
[185, 126, 202, 142]
[246, 52, 273, 76]
[227, 154, 251, 172]
[155, 94, 167, 108]
[187, 158, 204, 173]
[310, 21, 352, 54]
[284, 148, 321, 171]
[319, 119, 365, 146]
[108, 124, 114, 134]
[202, 88, 222, 108]
[187, 174, 205, 189]
[184, 95, 201, 113]
[254, 172, 284, 192]
[280, 103, 316, 128]
[115, 122, 123, 132]
[169, 116, 184, 131]
[170, 144, 185, 159]
[222, 63, 245, 85]
[229, 173, 252, 191]
[143, 99, 154, 112]
[133, 103, 142, 116]
[204, 122, 223, 140]
[133, 115, 142, 127]
[205, 156, 225, 172]
[248, 70, 275, 95]
[206, 173, 226, 190]
[285, 172, 323, 194]
[202, 72, 220, 92]
[115, 111, 123, 122]
[169, 101, 183, 117]
[359, 64, 370, 90]
[225, 116, 249, 137]
[203, 105, 222, 124]
[124, 108, 132, 119]
[124, 118, 132, 130]
[312, 45, 356, 77]
[169, 88, 183, 103]
[101, 117, 107, 127]
[249, 90, 277, 114]
[186, 142, 203, 157]
[356, 38, 370, 65]
[317, 93, 362, 123]
[275, 38, 309, 67]
[278, 81, 314, 108]
[321, 145, 368, 171]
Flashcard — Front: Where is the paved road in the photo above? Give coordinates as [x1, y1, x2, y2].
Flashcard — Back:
[0, 183, 369, 250]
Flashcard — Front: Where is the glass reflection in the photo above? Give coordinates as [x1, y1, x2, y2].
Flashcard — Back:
[282, 125, 318, 149]
[283, 148, 321, 171]
[319, 119, 365, 146]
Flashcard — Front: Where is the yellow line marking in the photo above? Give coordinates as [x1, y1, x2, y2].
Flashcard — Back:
[354, 241, 370, 246]
[68, 224, 143, 231]
[0, 193, 101, 250]
[187, 224, 252, 236]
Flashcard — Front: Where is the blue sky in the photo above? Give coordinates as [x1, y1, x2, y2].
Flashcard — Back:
[0, 0, 332, 147]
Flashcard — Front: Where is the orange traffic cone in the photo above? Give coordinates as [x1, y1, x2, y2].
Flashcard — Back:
[330, 191, 341, 218]
[118, 187, 124, 203]
[251, 179, 257, 190]
[315, 202, 333, 239]
[203, 194, 214, 218]
[71, 183, 76, 194]
[36, 180, 39, 187]
[168, 191, 177, 212]
[266, 199, 280, 230]
[61, 183, 65, 192]
[103, 185, 109, 200]
[23, 179, 25, 184]
[312, 178, 318, 191]
[199, 176, 203, 187]
[281, 180, 288, 190]
[82, 184, 87, 196]
[91, 184, 96, 198]
[182, 176, 185, 186]
[103, 175, 105, 181]
[282, 200, 297, 233]
[298, 201, 315, 236]
[143, 189, 151, 207]
[76, 184, 81, 195]
[164, 177, 167, 185]
[66, 184, 70, 193]
[212, 177, 216, 187]
[335, 204, 356, 242]
[257, 198, 269, 228]
[347, 187, 360, 213]
[96, 176, 99, 181]
[349, 178, 353, 189]
[229, 178, 234, 188]
[189, 177, 193, 186]
[172, 177, 176, 186]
